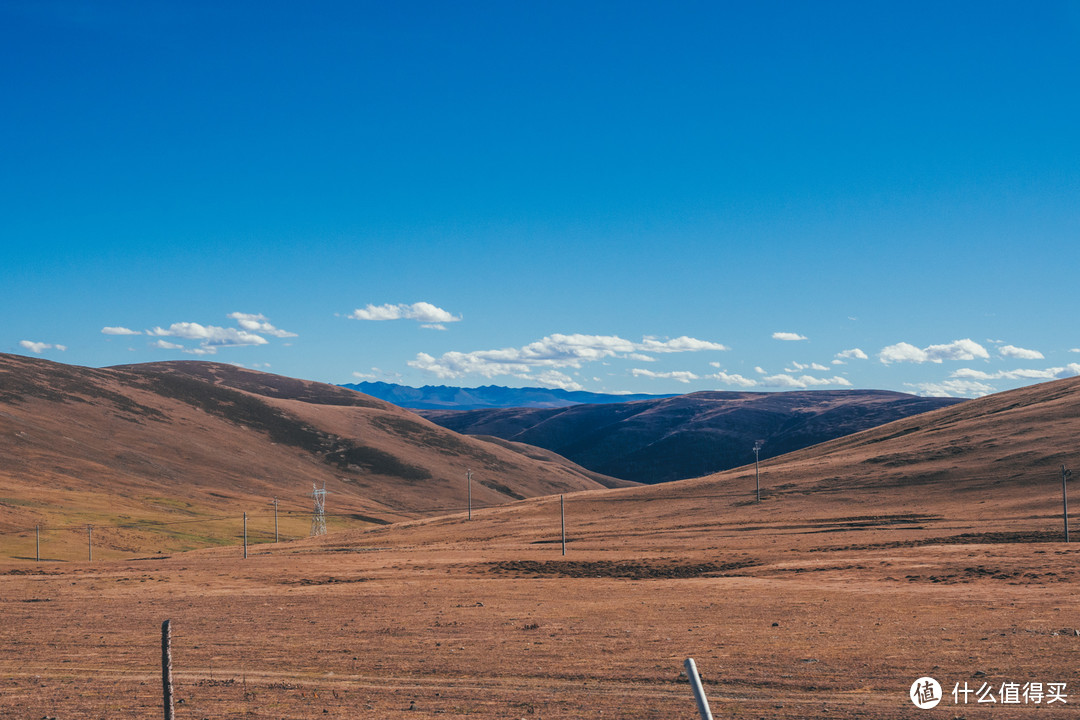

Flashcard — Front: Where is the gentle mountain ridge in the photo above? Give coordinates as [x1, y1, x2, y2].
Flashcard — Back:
[341, 380, 674, 410]
[0, 355, 626, 558]
[420, 389, 966, 483]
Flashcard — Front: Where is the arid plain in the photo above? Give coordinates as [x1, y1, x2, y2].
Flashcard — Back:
[3, 359, 1080, 718]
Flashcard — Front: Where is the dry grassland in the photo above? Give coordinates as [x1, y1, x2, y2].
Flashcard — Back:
[3, 485, 1078, 720]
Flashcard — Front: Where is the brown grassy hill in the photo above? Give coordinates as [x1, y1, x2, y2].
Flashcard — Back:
[337, 374, 1080, 552]
[0, 355, 625, 560]
[4, 377, 1080, 719]
[420, 389, 965, 483]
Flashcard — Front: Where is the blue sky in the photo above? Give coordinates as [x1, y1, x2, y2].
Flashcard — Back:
[2, 1, 1078, 398]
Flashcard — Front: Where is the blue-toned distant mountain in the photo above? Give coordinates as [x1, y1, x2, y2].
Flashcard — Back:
[417, 390, 967, 484]
[340, 381, 674, 410]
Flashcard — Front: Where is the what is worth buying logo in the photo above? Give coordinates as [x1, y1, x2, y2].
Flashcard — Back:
[910, 675, 1068, 708]
[910, 677, 942, 709]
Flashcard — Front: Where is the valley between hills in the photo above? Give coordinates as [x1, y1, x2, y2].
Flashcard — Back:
[2, 354, 1079, 718]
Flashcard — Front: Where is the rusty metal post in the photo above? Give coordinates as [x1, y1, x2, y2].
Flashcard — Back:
[162, 620, 175, 720]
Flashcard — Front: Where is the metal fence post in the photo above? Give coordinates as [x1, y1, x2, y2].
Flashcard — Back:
[684, 658, 714, 720]
[162, 620, 175, 720]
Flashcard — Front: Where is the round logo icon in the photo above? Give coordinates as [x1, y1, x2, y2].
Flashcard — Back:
[910, 677, 942, 709]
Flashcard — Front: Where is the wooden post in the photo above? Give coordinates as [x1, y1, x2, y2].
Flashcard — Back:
[467, 469, 472, 521]
[243, 512, 248, 558]
[35, 525, 40, 562]
[273, 497, 279, 543]
[1063, 465, 1071, 543]
[87, 525, 92, 562]
[162, 619, 175, 720]
[560, 494, 566, 556]
[684, 658, 714, 720]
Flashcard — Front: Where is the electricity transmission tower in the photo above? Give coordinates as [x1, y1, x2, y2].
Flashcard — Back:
[310, 482, 327, 537]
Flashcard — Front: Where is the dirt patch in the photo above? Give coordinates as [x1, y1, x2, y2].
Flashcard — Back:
[286, 576, 368, 586]
[811, 529, 1064, 552]
[482, 558, 760, 579]
[903, 566, 1074, 584]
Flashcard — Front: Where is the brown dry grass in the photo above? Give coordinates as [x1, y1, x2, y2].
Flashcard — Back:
[3, 371, 1080, 718]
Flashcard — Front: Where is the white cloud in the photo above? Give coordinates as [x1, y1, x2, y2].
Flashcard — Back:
[349, 302, 461, 325]
[20, 341, 66, 354]
[709, 371, 759, 388]
[227, 312, 297, 338]
[907, 379, 996, 398]
[761, 374, 853, 388]
[878, 342, 928, 364]
[142, 312, 294, 355]
[785, 361, 832, 373]
[879, 339, 989, 364]
[833, 348, 868, 365]
[641, 336, 729, 352]
[1070, 348, 1080, 353]
[754, 366, 767, 375]
[150, 340, 183, 350]
[629, 353, 657, 362]
[534, 370, 585, 391]
[952, 364, 1080, 381]
[631, 368, 700, 384]
[773, 332, 808, 341]
[149, 322, 269, 348]
[409, 333, 728, 380]
[102, 326, 140, 336]
[998, 344, 1044, 360]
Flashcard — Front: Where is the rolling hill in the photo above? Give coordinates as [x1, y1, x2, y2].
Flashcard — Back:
[4, 375, 1079, 720]
[329, 374, 1080, 558]
[0, 355, 625, 559]
[419, 389, 965, 483]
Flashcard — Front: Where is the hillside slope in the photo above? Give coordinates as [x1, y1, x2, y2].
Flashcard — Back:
[420, 389, 965, 483]
[0, 355, 625, 559]
[338, 375, 1080, 554]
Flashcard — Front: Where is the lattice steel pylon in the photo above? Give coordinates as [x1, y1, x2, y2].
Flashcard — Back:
[310, 482, 327, 537]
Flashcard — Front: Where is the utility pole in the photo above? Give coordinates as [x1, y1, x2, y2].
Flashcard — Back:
[1063, 465, 1072, 542]
[311, 482, 327, 536]
[35, 525, 39, 562]
[87, 525, 93, 562]
[561, 494, 566, 556]
[467, 469, 473, 520]
[753, 440, 764, 503]
[273, 497, 279, 543]
[243, 512, 248, 559]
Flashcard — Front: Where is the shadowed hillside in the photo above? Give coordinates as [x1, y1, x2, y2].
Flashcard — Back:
[372, 375, 1080, 553]
[420, 390, 965, 483]
[0, 355, 625, 559]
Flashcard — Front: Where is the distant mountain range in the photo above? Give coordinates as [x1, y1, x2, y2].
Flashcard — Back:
[341, 381, 673, 410]
[418, 390, 966, 484]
